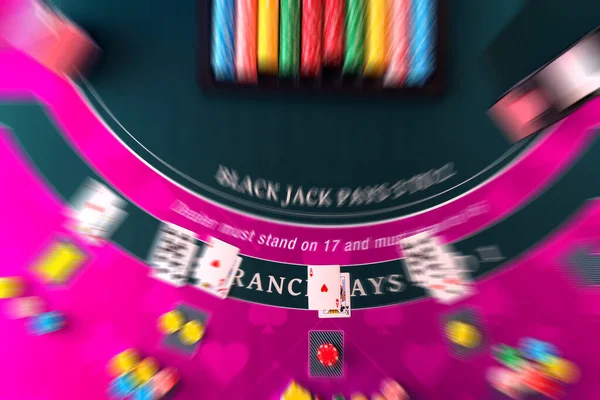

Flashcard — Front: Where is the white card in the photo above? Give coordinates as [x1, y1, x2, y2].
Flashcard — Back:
[75, 206, 127, 245]
[400, 231, 449, 286]
[319, 272, 351, 318]
[425, 253, 475, 304]
[148, 223, 198, 287]
[195, 256, 242, 299]
[307, 265, 340, 311]
[445, 252, 472, 280]
[68, 179, 127, 244]
[70, 179, 125, 212]
[216, 256, 242, 299]
[194, 238, 240, 289]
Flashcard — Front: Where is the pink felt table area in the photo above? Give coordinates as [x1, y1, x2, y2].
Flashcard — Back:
[1, 125, 600, 400]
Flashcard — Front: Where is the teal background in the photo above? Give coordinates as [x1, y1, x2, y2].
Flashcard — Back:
[482, 0, 600, 94]
[48, 0, 531, 222]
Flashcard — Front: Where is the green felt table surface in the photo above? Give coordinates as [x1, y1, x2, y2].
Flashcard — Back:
[46, 0, 529, 223]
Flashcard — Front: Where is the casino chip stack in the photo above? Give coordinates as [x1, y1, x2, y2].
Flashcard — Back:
[211, 0, 236, 81]
[160, 303, 209, 356]
[0, 278, 67, 335]
[107, 349, 179, 399]
[207, 0, 439, 90]
[489, 338, 579, 398]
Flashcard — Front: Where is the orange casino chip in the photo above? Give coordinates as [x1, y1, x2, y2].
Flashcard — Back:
[316, 343, 339, 367]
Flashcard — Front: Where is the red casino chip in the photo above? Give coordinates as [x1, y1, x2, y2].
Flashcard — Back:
[301, 0, 323, 77]
[323, 0, 344, 66]
[316, 343, 339, 367]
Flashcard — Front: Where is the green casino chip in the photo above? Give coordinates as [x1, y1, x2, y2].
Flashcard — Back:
[343, 0, 366, 74]
[279, 0, 301, 77]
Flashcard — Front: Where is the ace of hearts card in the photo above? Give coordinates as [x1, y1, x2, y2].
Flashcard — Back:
[307, 265, 340, 310]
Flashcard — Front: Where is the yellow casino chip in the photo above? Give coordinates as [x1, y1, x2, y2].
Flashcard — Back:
[350, 393, 368, 400]
[32, 240, 86, 284]
[135, 357, 159, 383]
[108, 349, 140, 376]
[544, 356, 580, 383]
[447, 321, 480, 348]
[0, 277, 24, 299]
[179, 320, 204, 345]
[158, 310, 184, 335]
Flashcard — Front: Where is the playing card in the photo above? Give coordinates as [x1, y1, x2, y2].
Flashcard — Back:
[213, 256, 242, 299]
[193, 238, 241, 299]
[401, 232, 475, 304]
[445, 253, 474, 284]
[319, 272, 351, 318]
[195, 238, 239, 286]
[148, 223, 198, 287]
[307, 265, 340, 311]
[195, 256, 242, 299]
[68, 179, 127, 245]
[425, 253, 475, 304]
[70, 179, 125, 211]
[76, 206, 127, 245]
[428, 280, 474, 304]
[400, 231, 449, 286]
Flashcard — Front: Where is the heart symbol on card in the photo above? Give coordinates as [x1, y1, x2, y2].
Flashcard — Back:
[211, 260, 220, 268]
[321, 284, 328, 292]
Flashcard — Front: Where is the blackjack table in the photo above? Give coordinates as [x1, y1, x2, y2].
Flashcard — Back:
[1, 0, 600, 399]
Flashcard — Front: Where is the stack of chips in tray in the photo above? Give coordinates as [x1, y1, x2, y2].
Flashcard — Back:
[203, 0, 441, 93]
